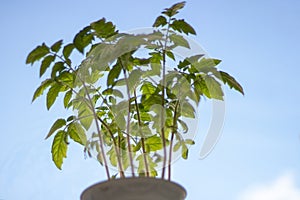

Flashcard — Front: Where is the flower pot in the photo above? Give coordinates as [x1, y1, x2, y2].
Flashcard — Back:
[80, 177, 187, 200]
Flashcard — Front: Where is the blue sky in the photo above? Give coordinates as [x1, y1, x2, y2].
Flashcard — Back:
[1, 0, 300, 199]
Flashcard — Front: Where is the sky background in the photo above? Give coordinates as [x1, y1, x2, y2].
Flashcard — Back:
[1, 0, 300, 199]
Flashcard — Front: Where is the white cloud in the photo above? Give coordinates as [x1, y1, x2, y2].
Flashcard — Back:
[238, 173, 300, 200]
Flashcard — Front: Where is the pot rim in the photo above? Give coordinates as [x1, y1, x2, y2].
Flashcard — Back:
[81, 177, 187, 200]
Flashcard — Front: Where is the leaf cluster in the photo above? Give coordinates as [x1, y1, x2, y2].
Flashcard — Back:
[26, 1, 243, 179]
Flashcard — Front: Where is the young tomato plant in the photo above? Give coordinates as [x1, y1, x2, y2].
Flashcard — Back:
[27, 1, 243, 181]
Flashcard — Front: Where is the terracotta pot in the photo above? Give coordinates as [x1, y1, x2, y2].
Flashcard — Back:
[81, 177, 186, 200]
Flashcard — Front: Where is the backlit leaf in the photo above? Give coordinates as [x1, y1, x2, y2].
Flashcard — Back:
[173, 141, 181, 152]
[171, 19, 196, 35]
[145, 136, 163, 151]
[32, 79, 53, 102]
[178, 54, 204, 69]
[58, 71, 74, 88]
[78, 103, 94, 130]
[40, 55, 55, 77]
[166, 50, 175, 61]
[51, 62, 65, 78]
[51, 40, 63, 53]
[220, 71, 244, 95]
[107, 148, 117, 167]
[107, 64, 122, 86]
[45, 119, 66, 139]
[184, 139, 195, 145]
[204, 76, 224, 100]
[26, 43, 49, 64]
[169, 34, 190, 49]
[193, 58, 221, 73]
[46, 82, 61, 110]
[153, 15, 167, 27]
[63, 90, 72, 108]
[140, 81, 156, 95]
[90, 18, 117, 39]
[180, 101, 196, 118]
[178, 119, 188, 133]
[63, 43, 75, 59]
[127, 69, 142, 91]
[181, 143, 188, 159]
[68, 122, 87, 145]
[73, 26, 93, 54]
[162, 1, 186, 17]
[51, 130, 68, 170]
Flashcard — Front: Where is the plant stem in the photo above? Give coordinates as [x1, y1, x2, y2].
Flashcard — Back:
[120, 59, 135, 177]
[160, 17, 171, 179]
[133, 90, 150, 177]
[81, 83, 111, 180]
[168, 100, 179, 181]
[97, 116, 125, 178]
[57, 54, 112, 180]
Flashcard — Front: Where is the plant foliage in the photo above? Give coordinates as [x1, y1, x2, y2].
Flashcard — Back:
[27, 1, 243, 180]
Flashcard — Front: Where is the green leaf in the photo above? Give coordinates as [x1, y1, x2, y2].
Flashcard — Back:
[103, 88, 124, 98]
[63, 90, 72, 108]
[78, 103, 94, 130]
[73, 26, 93, 54]
[169, 34, 190, 49]
[173, 141, 181, 152]
[51, 40, 63, 52]
[58, 71, 74, 88]
[178, 54, 204, 69]
[180, 101, 196, 118]
[26, 43, 49, 64]
[184, 139, 195, 145]
[112, 89, 124, 98]
[153, 15, 167, 27]
[40, 55, 55, 77]
[46, 82, 61, 110]
[67, 122, 87, 145]
[107, 64, 122, 86]
[145, 136, 163, 151]
[66, 115, 75, 122]
[181, 143, 188, 159]
[90, 18, 118, 39]
[127, 69, 142, 91]
[193, 58, 221, 73]
[171, 19, 196, 35]
[32, 79, 53, 102]
[133, 141, 142, 152]
[51, 62, 65, 78]
[142, 94, 163, 111]
[204, 76, 224, 100]
[51, 130, 68, 170]
[166, 50, 175, 61]
[45, 119, 66, 139]
[107, 147, 117, 167]
[140, 81, 156, 95]
[162, 1, 186, 17]
[194, 76, 208, 98]
[136, 154, 158, 176]
[139, 112, 152, 121]
[220, 71, 244, 95]
[63, 43, 75, 59]
[178, 119, 188, 133]
[136, 154, 146, 175]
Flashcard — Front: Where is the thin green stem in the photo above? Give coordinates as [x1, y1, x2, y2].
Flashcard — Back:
[160, 16, 172, 179]
[81, 83, 111, 180]
[168, 100, 179, 181]
[133, 89, 150, 177]
[57, 57, 111, 180]
[96, 116, 125, 178]
[120, 58, 135, 177]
